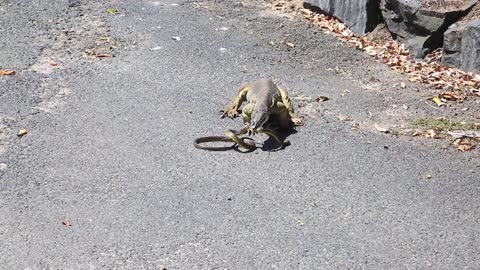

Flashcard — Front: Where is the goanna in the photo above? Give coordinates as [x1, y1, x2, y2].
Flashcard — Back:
[221, 78, 303, 131]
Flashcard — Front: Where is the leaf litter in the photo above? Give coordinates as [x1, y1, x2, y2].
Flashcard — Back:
[269, 0, 480, 102]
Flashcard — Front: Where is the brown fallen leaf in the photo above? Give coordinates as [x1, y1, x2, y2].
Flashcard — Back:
[315, 96, 330, 102]
[439, 92, 460, 101]
[286, 42, 295, 48]
[96, 53, 111, 58]
[409, 76, 422, 82]
[62, 220, 73, 227]
[452, 138, 476, 152]
[374, 123, 390, 133]
[463, 80, 476, 87]
[425, 129, 441, 139]
[48, 60, 60, 67]
[411, 130, 423, 136]
[0, 70, 16, 75]
[365, 46, 377, 56]
[17, 129, 28, 137]
[338, 115, 352, 122]
[83, 49, 96, 57]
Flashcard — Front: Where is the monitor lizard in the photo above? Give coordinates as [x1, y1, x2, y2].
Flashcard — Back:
[220, 78, 303, 132]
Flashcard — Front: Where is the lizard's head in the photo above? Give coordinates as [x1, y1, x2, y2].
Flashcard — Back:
[251, 110, 269, 130]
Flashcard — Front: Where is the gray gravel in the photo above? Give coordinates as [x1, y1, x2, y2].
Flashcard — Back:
[1, 0, 479, 269]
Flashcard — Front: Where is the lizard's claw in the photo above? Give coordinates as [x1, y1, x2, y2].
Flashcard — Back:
[220, 108, 239, 119]
[246, 125, 256, 136]
[290, 116, 304, 126]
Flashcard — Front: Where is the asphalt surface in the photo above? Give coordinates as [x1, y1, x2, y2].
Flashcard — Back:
[1, 0, 479, 269]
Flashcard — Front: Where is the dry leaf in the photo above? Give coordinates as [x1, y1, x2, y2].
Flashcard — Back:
[315, 96, 330, 102]
[365, 46, 377, 56]
[431, 97, 446, 107]
[17, 129, 28, 137]
[338, 115, 352, 122]
[286, 42, 295, 48]
[439, 92, 460, 101]
[96, 53, 111, 58]
[425, 129, 441, 139]
[463, 80, 476, 87]
[409, 76, 421, 82]
[84, 49, 96, 56]
[62, 220, 73, 227]
[106, 8, 118, 14]
[0, 70, 16, 75]
[400, 82, 406, 89]
[374, 123, 390, 133]
[48, 60, 60, 67]
[412, 130, 423, 136]
[457, 141, 475, 152]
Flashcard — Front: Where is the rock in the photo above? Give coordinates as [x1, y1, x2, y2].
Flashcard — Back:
[68, 0, 81, 8]
[448, 130, 480, 139]
[381, 0, 476, 58]
[461, 20, 480, 74]
[304, 0, 381, 35]
[442, 23, 464, 68]
[442, 19, 480, 74]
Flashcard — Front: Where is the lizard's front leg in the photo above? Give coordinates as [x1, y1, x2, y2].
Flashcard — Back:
[221, 83, 251, 119]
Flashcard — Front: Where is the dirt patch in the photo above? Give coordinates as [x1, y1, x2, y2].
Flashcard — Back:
[421, 0, 469, 11]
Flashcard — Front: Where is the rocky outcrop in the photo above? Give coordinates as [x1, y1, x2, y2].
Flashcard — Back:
[304, 0, 381, 35]
[381, 0, 477, 58]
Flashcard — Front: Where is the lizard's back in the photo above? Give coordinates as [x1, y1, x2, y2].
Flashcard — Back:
[246, 79, 280, 106]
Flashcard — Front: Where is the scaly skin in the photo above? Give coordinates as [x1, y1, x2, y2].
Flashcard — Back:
[221, 79, 303, 130]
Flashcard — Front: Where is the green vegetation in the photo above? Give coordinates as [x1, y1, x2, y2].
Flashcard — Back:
[412, 118, 475, 131]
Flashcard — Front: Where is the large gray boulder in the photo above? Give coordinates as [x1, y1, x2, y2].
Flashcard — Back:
[461, 20, 480, 74]
[304, 0, 381, 35]
[443, 19, 480, 74]
[381, 0, 476, 58]
[443, 23, 464, 68]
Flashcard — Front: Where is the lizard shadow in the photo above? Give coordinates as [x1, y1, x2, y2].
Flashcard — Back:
[261, 128, 298, 152]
